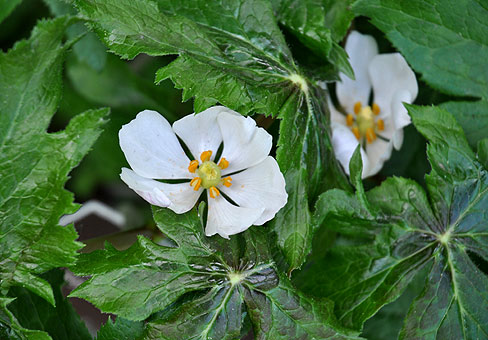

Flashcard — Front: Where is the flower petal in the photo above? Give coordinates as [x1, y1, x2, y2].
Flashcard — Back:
[220, 157, 287, 225]
[392, 129, 404, 151]
[390, 90, 413, 149]
[331, 123, 370, 177]
[119, 110, 191, 179]
[391, 91, 413, 129]
[120, 168, 171, 207]
[328, 95, 346, 125]
[336, 31, 378, 113]
[172, 106, 224, 161]
[363, 139, 393, 178]
[369, 53, 418, 119]
[121, 168, 201, 213]
[217, 110, 272, 174]
[205, 193, 264, 238]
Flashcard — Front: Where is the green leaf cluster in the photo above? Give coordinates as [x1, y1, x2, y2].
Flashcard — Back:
[71, 206, 359, 339]
[295, 105, 488, 338]
[75, 0, 296, 116]
[0, 15, 107, 339]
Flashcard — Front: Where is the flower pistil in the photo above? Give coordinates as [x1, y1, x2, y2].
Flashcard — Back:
[188, 151, 232, 197]
[346, 101, 385, 144]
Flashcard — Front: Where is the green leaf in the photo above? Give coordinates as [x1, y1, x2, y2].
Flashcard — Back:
[44, 0, 107, 71]
[75, 0, 299, 116]
[348, 145, 370, 212]
[353, 0, 488, 99]
[272, 0, 354, 78]
[295, 105, 488, 337]
[440, 100, 488, 147]
[1, 297, 51, 340]
[353, 0, 488, 145]
[71, 207, 357, 338]
[96, 318, 144, 340]
[0, 17, 108, 305]
[0, 0, 21, 24]
[361, 268, 429, 340]
[243, 272, 355, 340]
[5, 270, 91, 340]
[478, 138, 488, 169]
[400, 248, 488, 339]
[297, 177, 434, 330]
[145, 286, 246, 340]
[272, 86, 350, 272]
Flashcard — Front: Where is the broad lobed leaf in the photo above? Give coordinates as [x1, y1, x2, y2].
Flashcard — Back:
[71, 207, 358, 339]
[0, 17, 108, 306]
[75, 0, 298, 116]
[272, 87, 350, 272]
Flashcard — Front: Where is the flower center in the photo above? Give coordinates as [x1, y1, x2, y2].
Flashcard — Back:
[187, 150, 233, 198]
[346, 102, 384, 144]
[197, 161, 221, 188]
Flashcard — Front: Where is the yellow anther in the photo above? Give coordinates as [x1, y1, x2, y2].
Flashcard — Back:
[218, 157, 229, 170]
[346, 114, 354, 126]
[366, 127, 376, 144]
[209, 186, 220, 199]
[188, 160, 199, 173]
[190, 177, 201, 191]
[353, 101, 362, 115]
[222, 176, 232, 187]
[352, 127, 360, 140]
[200, 150, 212, 162]
[372, 103, 380, 115]
[377, 118, 384, 131]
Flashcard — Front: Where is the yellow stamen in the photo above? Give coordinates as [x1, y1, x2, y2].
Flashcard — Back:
[222, 176, 232, 187]
[218, 157, 229, 170]
[372, 103, 380, 115]
[353, 101, 362, 115]
[346, 114, 354, 126]
[377, 118, 384, 131]
[200, 150, 212, 162]
[352, 127, 360, 140]
[188, 160, 199, 173]
[190, 177, 201, 191]
[366, 127, 376, 144]
[209, 186, 220, 198]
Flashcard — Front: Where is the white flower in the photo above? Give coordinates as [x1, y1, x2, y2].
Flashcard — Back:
[119, 106, 288, 238]
[329, 31, 418, 178]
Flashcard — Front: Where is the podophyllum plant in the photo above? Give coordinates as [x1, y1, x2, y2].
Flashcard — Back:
[0, 0, 487, 339]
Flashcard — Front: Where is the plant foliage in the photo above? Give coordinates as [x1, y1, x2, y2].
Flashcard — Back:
[0, 0, 487, 339]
